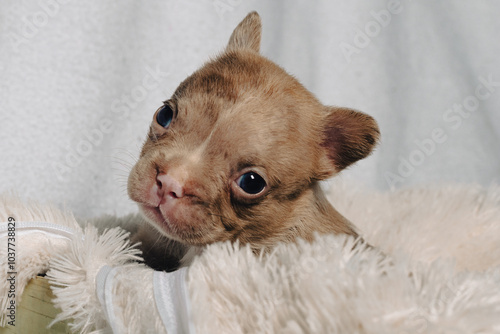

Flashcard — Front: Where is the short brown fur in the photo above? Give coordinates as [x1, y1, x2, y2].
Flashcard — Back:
[128, 12, 379, 266]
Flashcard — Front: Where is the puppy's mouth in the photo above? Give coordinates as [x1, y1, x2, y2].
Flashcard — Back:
[141, 204, 165, 226]
[139, 203, 180, 240]
[138, 198, 211, 245]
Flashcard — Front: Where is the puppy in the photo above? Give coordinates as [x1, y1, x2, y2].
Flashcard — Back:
[127, 12, 379, 270]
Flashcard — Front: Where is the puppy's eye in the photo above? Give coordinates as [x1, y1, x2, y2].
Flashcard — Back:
[236, 172, 266, 195]
[156, 104, 174, 128]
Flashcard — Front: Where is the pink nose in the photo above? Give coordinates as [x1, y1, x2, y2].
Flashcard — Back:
[156, 173, 185, 199]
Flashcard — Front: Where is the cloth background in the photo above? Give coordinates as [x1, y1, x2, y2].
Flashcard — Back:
[1, 0, 499, 218]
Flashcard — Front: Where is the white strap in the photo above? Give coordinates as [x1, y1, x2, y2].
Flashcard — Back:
[0, 221, 78, 240]
[96, 265, 125, 334]
[154, 268, 195, 334]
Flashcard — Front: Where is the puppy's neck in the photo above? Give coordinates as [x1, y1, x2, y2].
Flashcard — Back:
[246, 183, 358, 250]
[295, 183, 358, 240]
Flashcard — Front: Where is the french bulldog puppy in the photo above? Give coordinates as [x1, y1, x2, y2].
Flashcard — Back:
[127, 12, 379, 270]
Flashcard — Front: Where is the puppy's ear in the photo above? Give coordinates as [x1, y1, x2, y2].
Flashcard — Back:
[226, 11, 261, 53]
[317, 107, 380, 177]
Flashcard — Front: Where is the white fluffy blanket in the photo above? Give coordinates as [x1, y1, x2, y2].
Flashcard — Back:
[1, 181, 500, 333]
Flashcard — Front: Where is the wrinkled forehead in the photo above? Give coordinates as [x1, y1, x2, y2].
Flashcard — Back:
[174, 89, 291, 162]
[172, 53, 300, 137]
[166, 51, 322, 173]
[173, 52, 260, 101]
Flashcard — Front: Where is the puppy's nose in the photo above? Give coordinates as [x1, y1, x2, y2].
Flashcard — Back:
[156, 172, 185, 199]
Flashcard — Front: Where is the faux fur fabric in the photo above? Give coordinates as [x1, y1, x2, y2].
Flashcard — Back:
[327, 181, 500, 270]
[188, 181, 500, 333]
[1, 182, 500, 333]
[189, 236, 500, 333]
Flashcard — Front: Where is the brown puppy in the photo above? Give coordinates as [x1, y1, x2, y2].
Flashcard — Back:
[127, 12, 379, 269]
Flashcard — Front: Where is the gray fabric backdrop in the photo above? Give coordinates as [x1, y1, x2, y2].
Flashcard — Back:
[1, 0, 499, 218]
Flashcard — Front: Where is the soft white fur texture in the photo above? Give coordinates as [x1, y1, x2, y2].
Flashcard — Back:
[328, 180, 500, 271]
[1, 181, 500, 333]
[188, 180, 500, 333]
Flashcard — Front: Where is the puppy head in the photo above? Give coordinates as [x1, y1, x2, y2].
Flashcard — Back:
[128, 12, 379, 247]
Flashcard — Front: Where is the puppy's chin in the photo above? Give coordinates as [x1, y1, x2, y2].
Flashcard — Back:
[138, 203, 218, 246]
